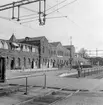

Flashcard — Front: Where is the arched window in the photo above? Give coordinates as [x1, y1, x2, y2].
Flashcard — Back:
[18, 58, 21, 67]
[23, 45, 26, 51]
[28, 58, 31, 65]
[29, 46, 32, 52]
[6, 57, 9, 65]
[32, 47, 35, 52]
[24, 57, 26, 68]
[20, 45, 23, 51]
[31, 59, 34, 69]
[11, 57, 15, 70]
[26, 46, 29, 52]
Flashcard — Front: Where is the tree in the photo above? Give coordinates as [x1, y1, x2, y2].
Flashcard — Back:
[78, 48, 89, 58]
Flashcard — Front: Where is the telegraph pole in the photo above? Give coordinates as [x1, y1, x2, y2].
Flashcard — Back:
[69, 36, 72, 70]
[96, 48, 98, 57]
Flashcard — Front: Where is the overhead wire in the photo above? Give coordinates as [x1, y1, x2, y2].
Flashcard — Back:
[20, 0, 78, 23]
[21, 6, 38, 13]
[0, 0, 78, 28]
[0, 14, 37, 32]
[20, 13, 38, 18]
[46, 0, 67, 11]
[19, 0, 77, 21]
[20, 18, 37, 24]
[46, 0, 78, 16]
[0, 15, 11, 21]
[20, 15, 38, 21]
[20, 15, 67, 24]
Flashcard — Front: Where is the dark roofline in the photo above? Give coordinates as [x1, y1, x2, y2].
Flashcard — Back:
[17, 36, 47, 42]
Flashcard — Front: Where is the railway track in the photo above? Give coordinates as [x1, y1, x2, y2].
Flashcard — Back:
[12, 88, 80, 105]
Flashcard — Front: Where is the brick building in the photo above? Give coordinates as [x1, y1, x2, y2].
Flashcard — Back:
[17, 36, 49, 68]
[0, 34, 39, 70]
[48, 42, 70, 68]
[18, 36, 72, 69]
[0, 34, 76, 71]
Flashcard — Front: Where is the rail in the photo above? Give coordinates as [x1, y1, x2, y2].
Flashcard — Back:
[82, 66, 103, 77]
[6, 73, 46, 95]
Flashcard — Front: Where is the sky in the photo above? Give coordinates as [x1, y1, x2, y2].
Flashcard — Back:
[0, 0, 103, 54]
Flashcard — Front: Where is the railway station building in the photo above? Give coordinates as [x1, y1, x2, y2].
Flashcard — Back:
[17, 35, 75, 69]
[0, 34, 39, 71]
[0, 34, 76, 72]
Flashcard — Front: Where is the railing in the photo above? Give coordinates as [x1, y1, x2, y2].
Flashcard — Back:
[6, 73, 47, 95]
[81, 66, 103, 77]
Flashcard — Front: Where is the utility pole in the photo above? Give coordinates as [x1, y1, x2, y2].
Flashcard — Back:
[69, 36, 72, 70]
[70, 36, 72, 45]
[0, 0, 46, 25]
[96, 48, 98, 57]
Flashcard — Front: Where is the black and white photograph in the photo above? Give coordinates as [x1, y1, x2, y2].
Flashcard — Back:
[0, 0, 103, 105]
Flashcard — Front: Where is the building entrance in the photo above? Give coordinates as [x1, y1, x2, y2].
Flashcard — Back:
[11, 58, 15, 70]
[0, 57, 5, 82]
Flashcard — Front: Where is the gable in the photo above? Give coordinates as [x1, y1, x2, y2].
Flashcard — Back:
[9, 34, 17, 42]
[56, 42, 63, 49]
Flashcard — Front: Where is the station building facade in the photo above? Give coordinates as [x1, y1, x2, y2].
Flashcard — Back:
[18, 36, 75, 69]
[0, 34, 76, 71]
[0, 35, 39, 70]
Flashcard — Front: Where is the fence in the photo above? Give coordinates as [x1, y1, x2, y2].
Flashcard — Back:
[6, 73, 47, 95]
[82, 66, 103, 77]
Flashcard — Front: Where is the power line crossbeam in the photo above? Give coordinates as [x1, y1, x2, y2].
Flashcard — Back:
[0, 0, 46, 25]
[0, 0, 40, 11]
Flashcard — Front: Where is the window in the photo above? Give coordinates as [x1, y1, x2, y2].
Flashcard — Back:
[0, 41, 3, 48]
[54, 51, 56, 55]
[6, 57, 9, 65]
[32, 47, 35, 52]
[24, 57, 26, 68]
[27, 46, 29, 52]
[49, 50, 51, 54]
[29, 46, 32, 52]
[42, 46, 45, 53]
[23, 45, 26, 51]
[18, 58, 21, 67]
[28, 58, 31, 65]
[11, 57, 15, 70]
[20, 45, 23, 51]
[4, 42, 8, 49]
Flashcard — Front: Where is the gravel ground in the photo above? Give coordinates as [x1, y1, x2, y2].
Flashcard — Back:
[52, 91, 103, 105]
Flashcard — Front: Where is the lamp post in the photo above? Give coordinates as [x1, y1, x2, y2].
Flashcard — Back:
[69, 55, 73, 70]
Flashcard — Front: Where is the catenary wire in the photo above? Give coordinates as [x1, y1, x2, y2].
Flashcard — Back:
[20, 0, 78, 22]
[20, 16, 67, 24]
[21, 6, 38, 13]
[46, 0, 78, 16]
[0, 14, 38, 32]
[46, 0, 67, 11]
[20, 15, 38, 21]
[20, 13, 38, 18]
[19, 0, 77, 19]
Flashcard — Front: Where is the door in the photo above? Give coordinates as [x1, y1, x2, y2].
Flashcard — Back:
[0, 57, 5, 82]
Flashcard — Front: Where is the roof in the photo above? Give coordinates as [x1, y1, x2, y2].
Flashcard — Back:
[63, 45, 74, 48]
[9, 34, 17, 42]
[49, 42, 61, 47]
[17, 36, 47, 42]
